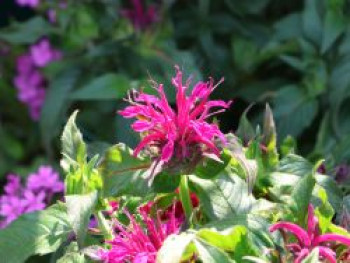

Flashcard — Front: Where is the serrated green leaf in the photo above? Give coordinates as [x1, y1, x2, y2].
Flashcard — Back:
[66, 191, 98, 248]
[190, 172, 274, 220]
[61, 110, 87, 172]
[70, 74, 130, 100]
[0, 204, 71, 263]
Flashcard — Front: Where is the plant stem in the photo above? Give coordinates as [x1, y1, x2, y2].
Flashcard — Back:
[96, 211, 113, 241]
[179, 174, 193, 225]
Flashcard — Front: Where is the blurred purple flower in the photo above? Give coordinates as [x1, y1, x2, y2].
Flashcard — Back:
[16, 0, 40, 8]
[0, 166, 63, 228]
[335, 164, 350, 183]
[27, 165, 64, 194]
[121, 0, 159, 30]
[97, 206, 183, 263]
[270, 205, 350, 263]
[30, 39, 62, 67]
[13, 39, 61, 121]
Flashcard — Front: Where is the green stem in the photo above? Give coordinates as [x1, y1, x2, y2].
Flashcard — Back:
[96, 211, 113, 241]
[179, 174, 193, 225]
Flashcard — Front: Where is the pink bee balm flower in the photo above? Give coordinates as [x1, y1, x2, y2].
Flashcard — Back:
[119, 67, 231, 177]
[97, 206, 183, 263]
[270, 205, 350, 263]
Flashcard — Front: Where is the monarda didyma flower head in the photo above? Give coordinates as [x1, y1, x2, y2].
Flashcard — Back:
[119, 66, 231, 179]
[270, 204, 350, 263]
[97, 205, 183, 263]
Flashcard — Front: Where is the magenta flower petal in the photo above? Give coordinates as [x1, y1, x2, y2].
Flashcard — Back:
[307, 204, 319, 241]
[318, 246, 337, 263]
[270, 222, 311, 247]
[314, 233, 350, 247]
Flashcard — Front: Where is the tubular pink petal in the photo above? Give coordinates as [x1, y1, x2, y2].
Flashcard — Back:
[314, 233, 350, 247]
[318, 246, 337, 263]
[307, 204, 319, 240]
[161, 140, 174, 162]
[132, 120, 153, 132]
[270, 222, 311, 247]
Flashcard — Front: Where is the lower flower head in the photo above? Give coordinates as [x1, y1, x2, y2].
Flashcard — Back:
[97, 204, 183, 263]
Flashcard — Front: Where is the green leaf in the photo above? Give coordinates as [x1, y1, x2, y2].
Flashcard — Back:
[301, 248, 320, 263]
[40, 68, 80, 146]
[302, 0, 322, 44]
[314, 188, 334, 233]
[70, 74, 130, 100]
[0, 204, 71, 263]
[197, 225, 248, 252]
[57, 243, 85, 263]
[61, 110, 87, 172]
[321, 9, 345, 53]
[315, 174, 343, 213]
[203, 214, 275, 255]
[278, 154, 313, 176]
[226, 136, 258, 193]
[291, 172, 316, 223]
[67, 7, 99, 46]
[190, 172, 274, 220]
[100, 143, 151, 197]
[156, 233, 195, 263]
[195, 150, 231, 179]
[193, 239, 235, 263]
[66, 191, 98, 248]
[236, 106, 255, 144]
[0, 17, 53, 44]
[273, 86, 318, 139]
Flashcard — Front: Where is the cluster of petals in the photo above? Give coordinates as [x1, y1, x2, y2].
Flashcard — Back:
[0, 165, 63, 228]
[14, 39, 61, 120]
[121, 0, 158, 30]
[119, 67, 231, 169]
[270, 205, 350, 263]
[97, 205, 183, 263]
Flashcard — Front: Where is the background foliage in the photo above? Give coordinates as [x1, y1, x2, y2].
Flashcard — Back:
[0, 0, 350, 190]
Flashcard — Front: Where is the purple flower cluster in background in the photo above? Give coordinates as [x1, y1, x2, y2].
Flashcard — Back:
[121, 0, 159, 30]
[14, 39, 61, 120]
[16, 0, 40, 8]
[0, 165, 63, 229]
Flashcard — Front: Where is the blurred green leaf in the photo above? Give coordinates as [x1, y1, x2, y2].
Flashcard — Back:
[0, 17, 53, 44]
[302, 0, 322, 44]
[70, 74, 130, 100]
[40, 69, 80, 146]
[273, 86, 318, 139]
